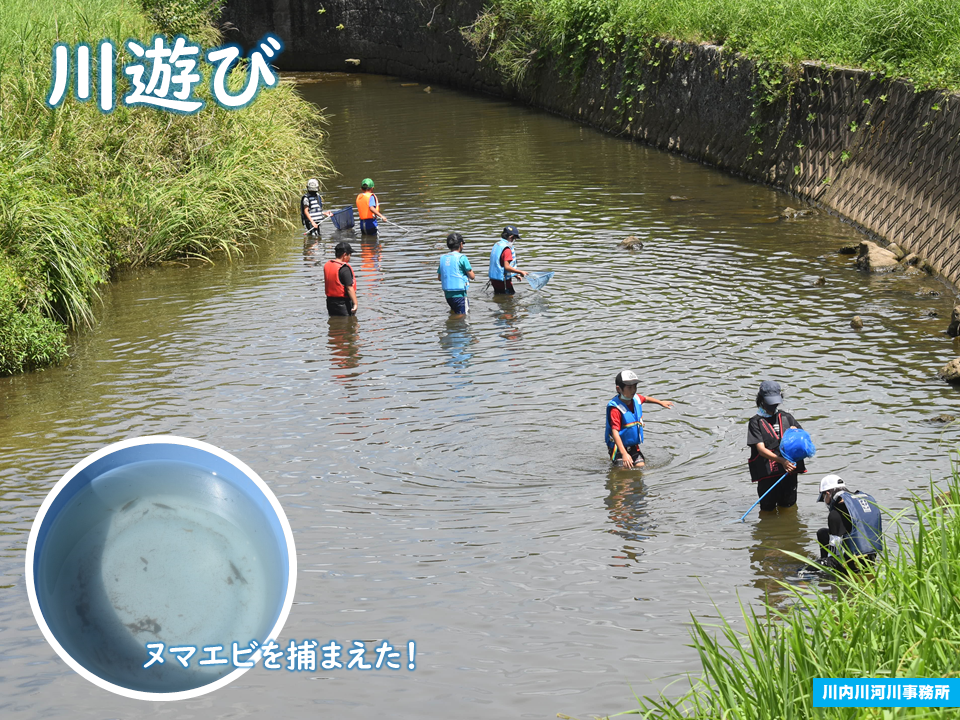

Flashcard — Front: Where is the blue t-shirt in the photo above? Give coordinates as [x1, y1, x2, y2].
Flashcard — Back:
[438, 254, 473, 298]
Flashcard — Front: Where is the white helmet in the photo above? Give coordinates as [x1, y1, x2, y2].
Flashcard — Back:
[306, 178, 320, 192]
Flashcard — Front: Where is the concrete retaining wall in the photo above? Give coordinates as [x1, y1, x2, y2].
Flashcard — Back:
[221, 0, 960, 284]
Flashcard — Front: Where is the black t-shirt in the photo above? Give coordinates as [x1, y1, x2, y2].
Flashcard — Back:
[746, 411, 802, 449]
[339, 264, 354, 289]
[827, 497, 854, 537]
[746, 411, 805, 481]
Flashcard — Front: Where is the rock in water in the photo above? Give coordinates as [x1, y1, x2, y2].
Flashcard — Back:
[618, 236, 644, 250]
[345, 58, 361, 66]
[851, 315, 864, 329]
[837, 244, 859, 255]
[814, 276, 826, 286]
[668, 195, 690, 202]
[948, 307, 960, 337]
[780, 207, 817, 219]
[939, 358, 960, 383]
[855, 241, 901, 273]
[886, 243, 906, 260]
[929, 414, 956, 424]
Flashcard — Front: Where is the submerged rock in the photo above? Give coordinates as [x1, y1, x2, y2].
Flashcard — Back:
[851, 315, 864, 329]
[939, 358, 960, 383]
[929, 414, 956, 424]
[618, 236, 644, 250]
[856, 241, 901, 273]
[668, 195, 690, 202]
[813, 276, 826, 286]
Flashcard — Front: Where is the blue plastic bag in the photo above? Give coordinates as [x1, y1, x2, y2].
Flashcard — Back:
[780, 428, 816, 464]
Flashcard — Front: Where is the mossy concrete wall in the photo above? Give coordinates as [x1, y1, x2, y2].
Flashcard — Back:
[221, 0, 960, 284]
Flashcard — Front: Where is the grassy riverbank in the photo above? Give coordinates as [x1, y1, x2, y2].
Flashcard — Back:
[0, 0, 328, 375]
[623, 470, 960, 719]
[469, 0, 960, 90]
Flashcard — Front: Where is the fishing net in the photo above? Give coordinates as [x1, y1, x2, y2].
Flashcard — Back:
[331, 206, 355, 230]
[780, 428, 816, 463]
[524, 271, 554, 291]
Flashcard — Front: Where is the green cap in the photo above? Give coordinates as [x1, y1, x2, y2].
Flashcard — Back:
[361, 178, 375, 189]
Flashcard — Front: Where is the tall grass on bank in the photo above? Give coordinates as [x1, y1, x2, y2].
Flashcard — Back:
[468, 0, 960, 90]
[0, 0, 329, 375]
[627, 467, 960, 719]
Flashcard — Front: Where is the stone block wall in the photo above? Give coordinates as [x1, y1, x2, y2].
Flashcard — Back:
[221, 0, 960, 285]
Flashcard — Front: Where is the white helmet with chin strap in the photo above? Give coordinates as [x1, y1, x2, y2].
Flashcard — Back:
[306, 178, 320, 192]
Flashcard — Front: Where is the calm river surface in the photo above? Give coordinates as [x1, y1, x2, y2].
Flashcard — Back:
[2, 73, 959, 718]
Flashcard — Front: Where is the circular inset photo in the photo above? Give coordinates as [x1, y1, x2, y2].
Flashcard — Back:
[25, 436, 297, 700]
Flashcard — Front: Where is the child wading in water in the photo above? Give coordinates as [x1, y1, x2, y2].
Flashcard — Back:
[604, 369, 674, 468]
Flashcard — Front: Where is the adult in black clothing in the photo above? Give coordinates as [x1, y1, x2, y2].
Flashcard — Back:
[323, 242, 358, 317]
[814, 474, 883, 571]
[746, 380, 806, 511]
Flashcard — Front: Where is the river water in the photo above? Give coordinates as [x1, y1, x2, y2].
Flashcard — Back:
[1, 73, 958, 718]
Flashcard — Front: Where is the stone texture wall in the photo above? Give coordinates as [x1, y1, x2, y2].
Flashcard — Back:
[221, 0, 960, 284]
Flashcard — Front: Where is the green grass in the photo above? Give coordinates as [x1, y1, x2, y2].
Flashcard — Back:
[616, 463, 960, 719]
[0, 0, 329, 375]
[468, 0, 960, 90]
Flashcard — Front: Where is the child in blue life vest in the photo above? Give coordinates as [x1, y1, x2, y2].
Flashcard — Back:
[488, 225, 527, 295]
[604, 369, 675, 469]
[437, 232, 476, 315]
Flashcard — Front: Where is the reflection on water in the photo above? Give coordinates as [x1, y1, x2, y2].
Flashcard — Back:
[327, 316, 361, 371]
[749, 505, 814, 601]
[438, 316, 476, 370]
[1, 73, 959, 718]
[604, 472, 650, 563]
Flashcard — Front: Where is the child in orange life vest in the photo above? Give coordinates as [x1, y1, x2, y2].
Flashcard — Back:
[605, 369, 675, 469]
[746, 380, 806, 511]
[356, 178, 386, 235]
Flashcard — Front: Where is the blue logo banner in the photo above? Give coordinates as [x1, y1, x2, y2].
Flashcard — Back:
[814, 679, 960, 707]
